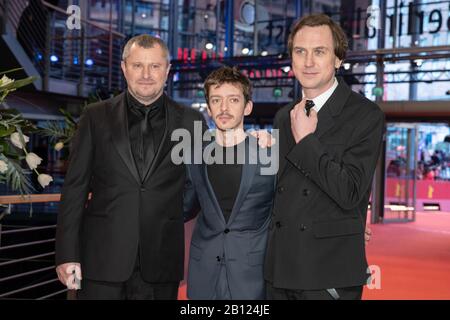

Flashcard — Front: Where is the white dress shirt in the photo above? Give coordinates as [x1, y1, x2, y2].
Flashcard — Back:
[302, 77, 338, 113]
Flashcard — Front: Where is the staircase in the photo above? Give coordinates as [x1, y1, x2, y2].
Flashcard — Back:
[0, 0, 126, 97]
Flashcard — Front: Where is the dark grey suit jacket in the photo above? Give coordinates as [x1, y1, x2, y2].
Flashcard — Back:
[184, 136, 276, 299]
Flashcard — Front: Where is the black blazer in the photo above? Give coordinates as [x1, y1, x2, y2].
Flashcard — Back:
[264, 77, 385, 290]
[55, 92, 205, 283]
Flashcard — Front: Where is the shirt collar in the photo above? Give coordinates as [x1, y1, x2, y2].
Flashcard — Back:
[126, 90, 164, 117]
[302, 77, 338, 113]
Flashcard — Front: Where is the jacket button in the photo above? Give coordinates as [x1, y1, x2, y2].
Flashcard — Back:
[140, 187, 146, 192]
[300, 224, 307, 231]
[303, 189, 310, 196]
[224, 228, 230, 234]
[305, 172, 310, 178]
[277, 186, 284, 193]
[276, 221, 282, 228]
[216, 256, 221, 262]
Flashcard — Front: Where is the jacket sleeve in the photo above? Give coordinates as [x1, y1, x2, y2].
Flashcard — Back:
[55, 107, 94, 265]
[183, 165, 201, 222]
[286, 108, 385, 210]
[182, 109, 206, 222]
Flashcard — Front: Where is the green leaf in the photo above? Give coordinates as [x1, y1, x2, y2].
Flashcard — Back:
[0, 68, 24, 76]
[0, 155, 35, 194]
[59, 108, 77, 126]
[0, 109, 37, 134]
[0, 76, 37, 91]
[0, 141, 9, 154]
[0, 126, 15, 137]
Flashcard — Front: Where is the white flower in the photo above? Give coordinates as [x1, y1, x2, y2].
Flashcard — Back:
[38, 174, 53, 188]
[25, 152, 42, 169]
[0, 159, 8, 173]
[0, 75, 14, 87]
[54, 141, 64, 151]
[10, 132, 29, 149]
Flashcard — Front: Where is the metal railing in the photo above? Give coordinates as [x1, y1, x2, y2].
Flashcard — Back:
[0, 193, 67, 300]
[3, 0, 127, 96]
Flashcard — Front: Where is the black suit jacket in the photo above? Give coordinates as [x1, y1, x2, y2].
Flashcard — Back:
[264, 77, 385, 290]
[55, 92, 205, 283]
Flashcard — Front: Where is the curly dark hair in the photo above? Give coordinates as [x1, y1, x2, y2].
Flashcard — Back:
[204, 66, 252, 104]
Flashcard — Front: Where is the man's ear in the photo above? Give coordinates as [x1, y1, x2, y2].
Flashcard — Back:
[244, 100, 253, 116]
[335, 58, 343, 69]
[206, 104, 212, 118]
[166, 63, 172, 77]
[121, 60, 126, 75]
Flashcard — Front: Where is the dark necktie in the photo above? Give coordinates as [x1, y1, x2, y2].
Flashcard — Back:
[305, 100, 315, 117]
[141, 107, 156, 175]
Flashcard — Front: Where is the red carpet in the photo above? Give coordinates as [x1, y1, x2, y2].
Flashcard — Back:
[179, 212, 450, 300]
[363, 211, 450, 300]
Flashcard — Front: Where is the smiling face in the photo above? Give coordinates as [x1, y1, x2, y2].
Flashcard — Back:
[121, 43, 171, 105]
[207, 82, 253, 132]
[291, 25, 342, 98]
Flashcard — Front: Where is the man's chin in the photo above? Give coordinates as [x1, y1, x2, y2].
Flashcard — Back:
[216, 125, 239, 133]
[299, 77, 320, 87]
[216, 126, 231, 132]
[135, 91, 158, 100]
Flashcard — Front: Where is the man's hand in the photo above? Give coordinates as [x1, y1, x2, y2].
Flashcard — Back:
[56, 262, 82, 290]
[290, 99, 318, 143]
[365, 226, 372, 245]
[249, 130, 276, 148]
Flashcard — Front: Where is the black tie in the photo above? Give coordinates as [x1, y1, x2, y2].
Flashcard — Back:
[305, 100, 315, 117]
[141, 107, 156, 175]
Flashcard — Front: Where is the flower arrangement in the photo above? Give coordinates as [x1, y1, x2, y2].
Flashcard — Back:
[0, 68, 53, 194]
[38, 107, 79, 153]
[38, 90, 107, 152]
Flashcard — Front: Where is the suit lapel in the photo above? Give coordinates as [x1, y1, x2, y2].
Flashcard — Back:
[314, 105, 335, 139]
[202, 162, 227, 225]
[142, 95, 183, 183]
[227, 138, 257, 225]
[278, 104, 296, 179]
[200, 138, 258, 226]
[202, 143, 226, 224]
[314, 77, 350, 139]
[109, 92, 141, 184]
[278, 77, 351, 180]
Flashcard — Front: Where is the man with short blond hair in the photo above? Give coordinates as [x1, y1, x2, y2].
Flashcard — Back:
[55, 34, 205, 299]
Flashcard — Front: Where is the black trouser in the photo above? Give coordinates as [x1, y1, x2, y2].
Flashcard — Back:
[266, 281, 363, 300]
[77, 253, 179, 300]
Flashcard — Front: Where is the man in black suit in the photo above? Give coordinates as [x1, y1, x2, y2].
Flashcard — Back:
[55, 35, 205, 299]
[264, 14, 385, 300]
